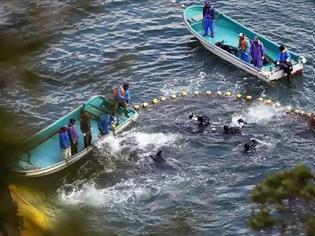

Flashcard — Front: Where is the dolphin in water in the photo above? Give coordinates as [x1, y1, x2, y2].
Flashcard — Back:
[149, 150, 180, 172]
[150, 150, 166, 164]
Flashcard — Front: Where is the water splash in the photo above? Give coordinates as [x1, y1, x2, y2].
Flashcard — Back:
[97, 129, 179, 157]
[58, 179, 161, 207]
[233, 103, 284, 125]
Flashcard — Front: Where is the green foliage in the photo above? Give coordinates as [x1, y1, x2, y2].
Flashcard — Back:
[249, 164, 315, 235]
[306, 216, 315, 236]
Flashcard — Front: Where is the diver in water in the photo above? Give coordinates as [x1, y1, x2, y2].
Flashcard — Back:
[189, 113, 210, 127]
[223, 125, 240, 134]
[243, 138, 259, 152]
[175, 113, 211, 134]
[223, 118, 247, 134]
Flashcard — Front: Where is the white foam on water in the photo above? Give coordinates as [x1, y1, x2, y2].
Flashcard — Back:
[97, 129, 178, 157]
[58, 178, 161, 207]
[187, 71, 207, 91]
[58, 172, 192, 208]
[233, 103, 284, 125]
[96, 133, 121, 155]
[131, 131, 177, 151]
[58, 172, 190, 207]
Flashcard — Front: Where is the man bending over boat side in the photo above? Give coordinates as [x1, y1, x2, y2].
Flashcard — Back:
[276, 45, 293, 79]
[113, 81, 131, 117]
[59, 127, 71, 159]
[250, 36, 265, 69]
[80, 112, 92, 148]
[203, 1, 215, 38]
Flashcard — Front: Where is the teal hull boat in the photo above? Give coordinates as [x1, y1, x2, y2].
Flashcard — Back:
[183, 5, 306, 82]
[15, 95, 138, 177]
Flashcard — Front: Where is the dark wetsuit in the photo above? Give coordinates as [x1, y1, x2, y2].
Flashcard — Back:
[244, 139, 258, 152]
[197, 115, 210, 127]
[223, 125, 240, 134]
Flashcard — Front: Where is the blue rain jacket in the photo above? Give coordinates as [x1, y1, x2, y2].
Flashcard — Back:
[97, 114, 113, 135]
[277, 50, 291, 63]
[59, 132, 70, 149]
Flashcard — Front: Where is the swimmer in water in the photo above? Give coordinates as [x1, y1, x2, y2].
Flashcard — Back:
[243, 138, 259, 152]
[189, 113, 210, 127]
[223, 118, 247, 134]
[223, 125, 240, 134]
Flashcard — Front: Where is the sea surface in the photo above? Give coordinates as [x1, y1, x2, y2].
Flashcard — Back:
[0, 0, 314, 235]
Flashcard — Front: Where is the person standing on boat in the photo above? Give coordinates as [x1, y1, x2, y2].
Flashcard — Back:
[276, 45, 293, 79]
[80, 112, 92, 148]
[97, 114, 113, 136]
[238, 33, 250, 63]
[203, 1, 215, 38]
[250, 36, 265, 69]
[59, 126, 71, 159]
[113, 81, 131, 116]
[67, 118, 79, 155]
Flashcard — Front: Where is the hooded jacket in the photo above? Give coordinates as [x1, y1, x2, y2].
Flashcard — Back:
[250, 40, 265, 60]
[277, 50, 291, 63]
[59, 131, 70, 149]
[97, 114, 112, 135]
[67, 123, 79, 144]
[203, 4, 215, 20]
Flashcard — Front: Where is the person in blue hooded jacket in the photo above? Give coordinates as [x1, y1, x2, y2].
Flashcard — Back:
[59, 126, 71, 159]
[276, 45, 293, 79]
[203, 1, 215, 37]
[97, 114, 115, 136]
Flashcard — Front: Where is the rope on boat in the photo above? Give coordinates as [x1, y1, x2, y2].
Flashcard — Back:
[132, 90, 314, 119]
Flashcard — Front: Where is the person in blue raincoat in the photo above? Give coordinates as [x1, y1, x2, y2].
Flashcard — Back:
[203, 1, 216, 37]
[276, 44, 293, 79]
[97, 114, 114, 136]
[250, 36, 265, 69]
[59, 126, 71, 159]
